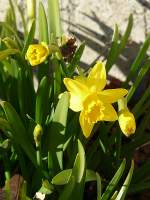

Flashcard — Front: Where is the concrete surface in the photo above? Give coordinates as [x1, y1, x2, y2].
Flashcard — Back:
[1, 0, 150, 80]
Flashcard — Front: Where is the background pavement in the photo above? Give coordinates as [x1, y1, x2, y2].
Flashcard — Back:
[1, 0, 150, 80]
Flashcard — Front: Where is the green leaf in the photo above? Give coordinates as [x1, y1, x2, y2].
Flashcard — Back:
[38, 2, 49, 43]
[72, 140, 85, 183]
[58, 176, 75, 200]
[127, 58, 150, 102]
[52, 92, 69, 135]
[115, 160, 134, 200]
[35, 76, 50, 124]
[0, 101, 37, 167]
[106, 14, 133, 72]
[118, 14, 133, 53]
[8, 0, 17, 31]
[101, 159, 126, 200]
[52, 169, 72, 185]
[22, 20, 35, 56]
[19, 181, 31, 200]
[48, 0, 62, 42]
[106, 24, 119, 72]
[0, 49, 19, 60]
[0, 22, 23, 48]
[58, 140, 86, 200]
[67, 42, 85, 76]
[125, 32, 150, 84]
[0, 117, 11, 133]
[132, 84, 150, 116]
[96, 172, 102, 200]
[14, 1, 28, 37]
[47, 91, 69, 171]
[0, 139, 11, 150]
[52, 169, 96, 185]
[39, 180, 54, 195]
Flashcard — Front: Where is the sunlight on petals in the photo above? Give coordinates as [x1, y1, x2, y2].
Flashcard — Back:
[99, 89, 128, 103]
[101, 104, 118, 121]
[87, 61, 106, 91]
[79, 110, 94, 138]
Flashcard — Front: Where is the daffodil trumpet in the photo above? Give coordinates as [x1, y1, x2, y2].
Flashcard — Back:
[63, 61, 128, 138]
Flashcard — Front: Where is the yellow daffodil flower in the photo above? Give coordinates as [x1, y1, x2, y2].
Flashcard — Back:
[63, 61, 128, 138]
[25, 43, 49, 66]
[118, 108, 136, 137]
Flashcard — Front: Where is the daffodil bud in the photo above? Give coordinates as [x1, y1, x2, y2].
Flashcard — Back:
[25, 42, 49, 66]
[33, 124, 43, 146]
[118, 108, 136, 137]
[2, 37, 18, 49]
[118, 98, 136, 137]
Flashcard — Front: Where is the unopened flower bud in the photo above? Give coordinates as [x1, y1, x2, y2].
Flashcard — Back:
[33, 124, 43, 146]
[118, 108, 136, 137]
[25, 42, 49, 66]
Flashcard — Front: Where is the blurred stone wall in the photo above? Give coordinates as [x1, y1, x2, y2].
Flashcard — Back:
[1, 0, 150, 80]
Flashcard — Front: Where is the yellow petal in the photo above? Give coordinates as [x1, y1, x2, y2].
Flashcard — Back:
[69, 93, 83, 112]
[99, 89, 128, 103]
[25, 43, 49, 66]
[101, 103, 118, 121]
[87, 61, 106, 91]
[79, 110, 94, 138]
[118, 109, 136, 137]
[63, 78, 89, 112]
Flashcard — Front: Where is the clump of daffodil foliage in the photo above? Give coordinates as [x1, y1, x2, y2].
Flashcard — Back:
[0, 1, 150, 200]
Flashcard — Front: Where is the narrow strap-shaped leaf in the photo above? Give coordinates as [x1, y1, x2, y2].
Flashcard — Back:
[106, 24, 119, 72]
[0, 22, 23, 48]
[38, 2, 49, 43]
[125, 33, 150, 84]
[127, 58, 150, 102]
[35, 76, 50, 124]
[115, 160, 134, 200]
[132, 84, 150, 116]
[8, 0, 17, 31]
[58, 176, 75, 200]
[0, 49, 19, 61]
[69, 140, 86, 200]
[67, 42, 85, 76]
[101, 159, 126, 200]
[0, 101, 37, 167]
[96, 172, 102, 200]
[118, 14, 133, 53]
[27, 0, 36, 32]
[48, 0, 62, 42]
[14, 1, 28, 37]
[72, 140, 85, 183]
[22, 20, 35, 56]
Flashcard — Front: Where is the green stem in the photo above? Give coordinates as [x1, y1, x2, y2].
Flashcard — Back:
[36, 143, 42, 168]
[116, 129, 122, 165]
[48, 151, 54, 178]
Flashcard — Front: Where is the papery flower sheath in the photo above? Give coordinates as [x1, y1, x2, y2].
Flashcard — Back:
[63, 61, 128, 138]
[25, 42, 49, 66]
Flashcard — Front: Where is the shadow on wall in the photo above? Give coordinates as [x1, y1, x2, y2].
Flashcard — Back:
[136, 0, 150, 9]
[63, 10, 143, 78]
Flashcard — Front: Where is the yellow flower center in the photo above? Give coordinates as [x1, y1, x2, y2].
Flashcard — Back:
[29, 46, 47, 60]
[123, 117, 135, 134]
[25, 43, 49, 66]
[83, 93, 105, 124]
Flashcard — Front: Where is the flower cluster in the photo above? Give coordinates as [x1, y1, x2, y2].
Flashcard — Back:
[63, 61, 135, 137]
